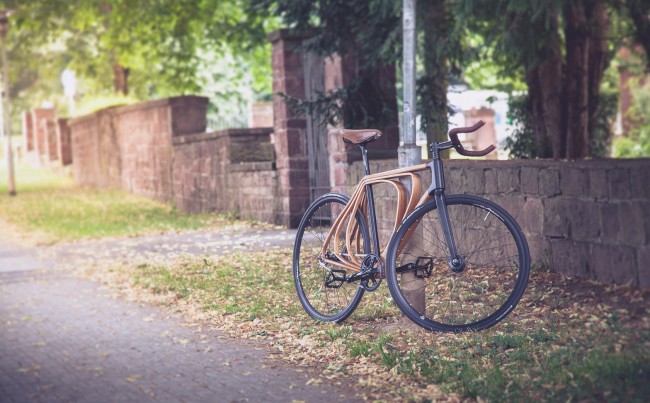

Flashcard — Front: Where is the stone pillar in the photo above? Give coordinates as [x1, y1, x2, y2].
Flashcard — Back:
[46, 119, 59, 164]
[56, 118, 72, 166]
[22, 111, 34, 152]
[31, 108, 56, 166]
[269, 29, 312, 228]
[249, 102, 273, 128]
[324, 54, 400, 193]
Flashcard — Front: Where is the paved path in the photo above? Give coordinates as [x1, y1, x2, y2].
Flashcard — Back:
[0, 229, 363, 402]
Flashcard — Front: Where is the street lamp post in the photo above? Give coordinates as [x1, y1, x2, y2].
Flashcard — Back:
[0, 9, 15, 196]
[399, 0, 426, 313]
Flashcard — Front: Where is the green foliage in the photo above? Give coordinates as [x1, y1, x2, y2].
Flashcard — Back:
[590, 85, 618, 158]
[2, 0, 277, 128]
[614, 80, 650, 158]
[282, 75, 397, 129]
[503, 93, 551, 159]
[259, 0, 400, 129]
[456, 0, 561, 75]
[74, 94, 138, 117]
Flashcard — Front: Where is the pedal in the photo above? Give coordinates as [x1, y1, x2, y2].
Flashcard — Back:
[414, 257, 433, 278]
[325, 269, 347, 288]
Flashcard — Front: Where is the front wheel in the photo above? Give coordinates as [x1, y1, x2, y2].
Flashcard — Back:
[293, 193, 370, 323]
[386, 195, 530, 332]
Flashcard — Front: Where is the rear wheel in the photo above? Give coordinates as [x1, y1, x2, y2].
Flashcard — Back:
[293, 193, 370, 323]
[386, 195, 530, 332]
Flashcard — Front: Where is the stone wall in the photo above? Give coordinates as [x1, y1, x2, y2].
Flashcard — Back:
[68, 96, 278, 223]
[347, 158, 650, 288]
[22, 110, 73, 169]
[269, 30, 312, 228]
[69, 97, 207, 199]
[171, 128, 277, 223]
[56, 118, 73, 166]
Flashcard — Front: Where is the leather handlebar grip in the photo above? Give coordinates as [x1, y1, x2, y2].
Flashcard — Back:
[447, 120, 495, 157]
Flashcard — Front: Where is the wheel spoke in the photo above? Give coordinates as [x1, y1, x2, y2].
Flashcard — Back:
[293, 195, 368, 323]
[387, 196, 529, 332]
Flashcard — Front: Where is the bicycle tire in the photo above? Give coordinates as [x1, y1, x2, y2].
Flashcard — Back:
[386, 194, 530, 332]
[293, 193, 370, 323]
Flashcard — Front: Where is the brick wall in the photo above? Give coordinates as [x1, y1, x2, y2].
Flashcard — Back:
[56, 118, 73, 166]
[29, 108, 56, 167]
[171, 128, 278, 223]
[69, 97, 207, 198]
[68, 96, 279, 223]
[347, 158, 650, 288]
[269, 29, 312, 227]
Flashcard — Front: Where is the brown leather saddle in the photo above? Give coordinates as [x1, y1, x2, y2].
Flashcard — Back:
[338, 129, 382, 145]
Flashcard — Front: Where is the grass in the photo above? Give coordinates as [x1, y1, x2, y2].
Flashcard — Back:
[83, 249, 650, 402]
[0, 163, 239, 243]
[8, 158, 647, 400]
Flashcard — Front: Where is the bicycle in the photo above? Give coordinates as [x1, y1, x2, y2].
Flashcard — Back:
[293, 121, 530, 332]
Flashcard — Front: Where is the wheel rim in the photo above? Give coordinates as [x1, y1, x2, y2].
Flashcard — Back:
[390, 197, 528, 330]
[294, 196, 368, 321]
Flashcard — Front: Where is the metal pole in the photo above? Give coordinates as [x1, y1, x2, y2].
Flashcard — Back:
[400, 0, 419, 156]
[399, 0, 425, 314]
[0, 10, 15, 196]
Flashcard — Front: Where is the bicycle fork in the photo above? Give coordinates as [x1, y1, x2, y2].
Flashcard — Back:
[427, 149, 465, 273]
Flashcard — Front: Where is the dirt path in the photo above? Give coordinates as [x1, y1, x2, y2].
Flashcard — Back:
[0, 229, 365, 402]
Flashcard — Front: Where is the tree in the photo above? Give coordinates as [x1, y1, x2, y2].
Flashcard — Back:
[259, 0, 466, 160]
[458, 0, 650, 159]
[419, 0, 452, 157]
[255, 0, 402, 129]
[3, 0, 275, 124]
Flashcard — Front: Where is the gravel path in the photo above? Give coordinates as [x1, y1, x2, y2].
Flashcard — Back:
[0, 229, 363, 403]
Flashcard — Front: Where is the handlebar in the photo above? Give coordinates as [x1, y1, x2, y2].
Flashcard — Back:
[448, 120, 496, 157]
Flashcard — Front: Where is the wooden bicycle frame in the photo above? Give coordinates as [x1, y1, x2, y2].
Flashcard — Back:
[321, 121, 488, 280]
[320, 158, 435, 274]
[319, 121, 493, 276]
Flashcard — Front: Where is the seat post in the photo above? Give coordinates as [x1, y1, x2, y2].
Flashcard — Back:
[359, 145, 371, 175]
[358, 143, 381, 258]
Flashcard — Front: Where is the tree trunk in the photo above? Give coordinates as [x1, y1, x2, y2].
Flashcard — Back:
[421, 0, 449, 158]
[113, 63, 130, 96]
[539, 11, 564, 159]
[564, 1, 590, 159]
[524, 67, 546, 147]
[526, 10, 563, 158]
[586, 0, 609, 153]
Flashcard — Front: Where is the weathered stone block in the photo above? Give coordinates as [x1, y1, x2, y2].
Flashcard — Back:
[542, 198, 569, 238]
[522, 197, 543, 235]
[630, 168, 650, 199]
[618, 202, 646, 246]
[550, 239, 591, 278]
[461, 168, 485, 194]
[608, 168, 631, 200]
[600, 202, 620, 244]
[638, 246, 650, 288]
[445, 168, 462, 193]
[169, 96, 209, 136]
[497, 168, 520, 194]
[527, 234, 550, 268]
[229, 134, 274, 163]
[521, 167, 539, 195]
[539, 168, 560, 196]
[591, 244, 636, 285]
[560, 166, 589, 197]
[567, 199, 601, 241]
[484, 169, 497, 194]
[589, 168, 608, 201]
